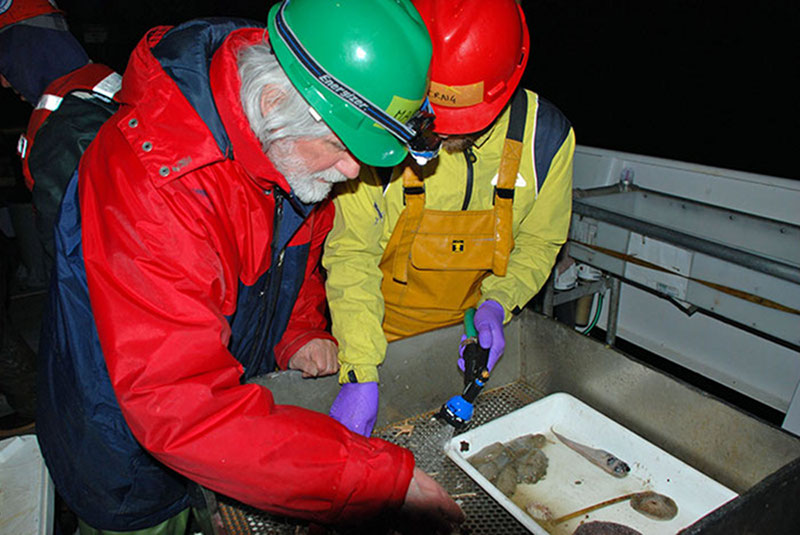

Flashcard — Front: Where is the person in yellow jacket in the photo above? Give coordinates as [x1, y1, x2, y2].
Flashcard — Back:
[324, 0, 575, 436]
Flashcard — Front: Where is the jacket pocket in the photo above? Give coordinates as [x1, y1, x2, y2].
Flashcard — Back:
[409, 209, 495, 271]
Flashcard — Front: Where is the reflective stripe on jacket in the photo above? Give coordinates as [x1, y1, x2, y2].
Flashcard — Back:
[324, 90, 574, 384]
[36, 19, 413, 530]
[18, 63, 120, 264]
[18, 62, 120, 190]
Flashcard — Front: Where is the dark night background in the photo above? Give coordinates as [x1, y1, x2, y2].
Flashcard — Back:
[0, 3, 796, 526]
[1, 0, 798, 180]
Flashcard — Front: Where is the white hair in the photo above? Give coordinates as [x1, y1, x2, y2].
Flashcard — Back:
[238, 42, 333, 151]
[237, 43, 349, 203]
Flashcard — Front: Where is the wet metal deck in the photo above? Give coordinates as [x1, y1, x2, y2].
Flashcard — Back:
[217, 380, 544, 534]
[208, 311, 800, 534]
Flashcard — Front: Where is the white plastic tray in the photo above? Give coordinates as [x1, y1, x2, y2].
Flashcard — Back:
[445, 392, 738, 534]
[0, 434, 54, 535]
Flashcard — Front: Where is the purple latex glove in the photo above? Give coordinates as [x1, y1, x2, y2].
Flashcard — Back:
[329, 382, 379, 437]
[458, 300, 505, 372]
[457, 334, 469, 372]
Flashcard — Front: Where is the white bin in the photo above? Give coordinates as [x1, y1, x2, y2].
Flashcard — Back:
[0, 435, 54, 535]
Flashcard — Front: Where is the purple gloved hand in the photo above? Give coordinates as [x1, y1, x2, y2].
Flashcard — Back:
[457, 334, 469, 372]
[329, 382, 379, 437]
[458, 300, 505, 373]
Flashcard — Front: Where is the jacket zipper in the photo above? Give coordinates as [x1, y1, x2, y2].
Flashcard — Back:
[461, 147, 476, 210]
[247, 191, 286, 375]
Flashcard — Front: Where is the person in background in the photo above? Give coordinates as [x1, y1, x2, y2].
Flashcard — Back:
[0, 0, 117, 437]
[35, 0, 462, 533]
[325, 0, 575, 437]
[0, 0, 118, 282]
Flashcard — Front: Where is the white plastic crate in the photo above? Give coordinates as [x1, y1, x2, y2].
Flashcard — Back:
[0, 435, 54, 535]
[445, 392, 737, 534]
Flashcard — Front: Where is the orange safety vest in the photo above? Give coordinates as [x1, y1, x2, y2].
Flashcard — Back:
[17, 63, 120, 190]
[380, 90, 528, 340]
[0, 0, 60, 28]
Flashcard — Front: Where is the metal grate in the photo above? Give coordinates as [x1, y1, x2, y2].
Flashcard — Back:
[218, 380, 545, 534]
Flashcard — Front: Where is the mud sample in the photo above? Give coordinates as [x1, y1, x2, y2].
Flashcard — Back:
[505, 433, 548, 457]
[516, 448, 549, 484]
[572, 521, 643, 535]
[468, 434, 549, 496]
[494, 462, 518, 496]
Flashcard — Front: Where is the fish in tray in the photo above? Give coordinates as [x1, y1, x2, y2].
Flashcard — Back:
[467, 434, 550, 495]
[551, 427, 631, 478]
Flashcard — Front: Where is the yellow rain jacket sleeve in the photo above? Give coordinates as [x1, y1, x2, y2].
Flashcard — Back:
[324, 170, 392, 384]
[324, 90, 574, 383]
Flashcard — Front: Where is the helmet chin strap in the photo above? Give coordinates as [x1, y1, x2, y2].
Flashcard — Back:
[274, 0, 440, 164]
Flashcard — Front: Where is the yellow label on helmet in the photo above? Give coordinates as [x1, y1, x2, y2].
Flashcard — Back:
[429, 80, 484, 108]
[383, 94, 425, 125]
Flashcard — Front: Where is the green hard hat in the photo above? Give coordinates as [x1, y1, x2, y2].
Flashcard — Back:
[268, 0, 434, 167]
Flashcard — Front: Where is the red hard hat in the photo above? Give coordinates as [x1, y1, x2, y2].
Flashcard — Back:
[413, 0, 530, 134]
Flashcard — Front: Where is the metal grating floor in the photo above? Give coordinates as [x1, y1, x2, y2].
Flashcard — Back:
[217, 380, 545, 534]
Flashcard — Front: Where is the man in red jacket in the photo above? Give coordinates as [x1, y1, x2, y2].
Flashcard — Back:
[35, 0, 461, 533]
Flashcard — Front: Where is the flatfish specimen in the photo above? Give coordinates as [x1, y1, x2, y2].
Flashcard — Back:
[553, 491, 679, 525]
[551, 427, 630, 477]
[572, 521, 643, 535]
[630, 491, 678, 520]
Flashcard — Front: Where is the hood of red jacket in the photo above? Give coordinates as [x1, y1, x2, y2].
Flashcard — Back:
[115, 20, 293, 194]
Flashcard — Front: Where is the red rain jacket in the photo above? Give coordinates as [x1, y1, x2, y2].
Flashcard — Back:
[47, 22, 413, 526]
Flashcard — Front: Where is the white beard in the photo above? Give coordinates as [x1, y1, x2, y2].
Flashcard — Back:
[267, 140, 348, 204]
[285, 165, 348, 204]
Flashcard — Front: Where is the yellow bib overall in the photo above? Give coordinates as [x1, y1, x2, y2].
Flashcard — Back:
[379, 91, 528, 340]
